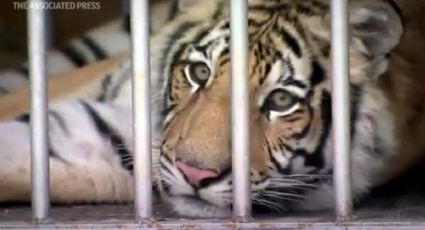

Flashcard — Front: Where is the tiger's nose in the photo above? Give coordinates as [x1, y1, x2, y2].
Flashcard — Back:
[176, 161, 219, 187]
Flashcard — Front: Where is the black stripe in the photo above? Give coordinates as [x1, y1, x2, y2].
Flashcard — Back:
[45, 113, 69, 163]
[194, 45, 209, 58]
[81, 35, 108, 60]
[309, 90, 332, 168]
[59, 45, 87, 67]
[212, 0, 225, 20]
[97, 74, 113, 102]
[248, 18, 265, 27]
[15, 113, 30, 123]
[194, 28, 211, 45]
[108, 69, 131, 101]
[49, 111, 70, 135]
[292, 106, 313, 140]
[162, 152, 173, 164]
[282, 78, 307, 89]
[287, 58, 295, 74]
[49, 144, 68, 163]
[277, 26, 302, 58]
[220, 21, 230, 30]
[218, 56, 230, 68]
[81, 101, 133, 172]
[168, 0, 179, 21]
[296, 4, 314, 15]
[310, 60, 325, 86]
[266, 138, 291, 175]
[219, 47, 230, 59]
[293, 91, 331, 169]
[13, 113, 67, 163]
[384, 0, 404, 26]
[270, 150, 291, 175]
[350, 85, 362, 140]
[260, 63, 272, 85]
[160, 161, 173, 176]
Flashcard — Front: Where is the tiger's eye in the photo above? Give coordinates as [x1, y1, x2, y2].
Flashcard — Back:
[265, 89, 296, 111]
[189, 62, 210, 86]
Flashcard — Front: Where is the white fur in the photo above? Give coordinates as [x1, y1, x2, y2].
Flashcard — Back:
[0, 101, 136, 203]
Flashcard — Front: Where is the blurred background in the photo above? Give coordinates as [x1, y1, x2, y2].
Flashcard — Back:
[0, 0, 123, 69]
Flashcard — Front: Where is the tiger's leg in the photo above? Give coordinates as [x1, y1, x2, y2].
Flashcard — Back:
[0, 100, 140, 203]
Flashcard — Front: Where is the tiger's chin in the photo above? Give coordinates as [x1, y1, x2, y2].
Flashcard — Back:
[164, 195, 232, 218]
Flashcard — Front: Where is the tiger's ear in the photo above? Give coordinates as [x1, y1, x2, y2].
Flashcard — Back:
[349, 0, 404, 56]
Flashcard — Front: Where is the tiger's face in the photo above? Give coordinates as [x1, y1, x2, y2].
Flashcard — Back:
[152, 0, 403, 217]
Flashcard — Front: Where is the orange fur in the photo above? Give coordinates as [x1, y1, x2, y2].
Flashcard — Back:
[0, 53, 128, 121]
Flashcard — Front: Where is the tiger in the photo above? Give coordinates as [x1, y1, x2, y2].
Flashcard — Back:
[1, 0, 424, 218]
[0, 0, 179, 95]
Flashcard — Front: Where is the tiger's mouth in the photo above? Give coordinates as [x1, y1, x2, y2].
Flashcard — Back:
[157, 149, 331, 217]
[162, 191, 232, 218]
[161, 186, 296, 218]
[159, 178, 282, 218]
[158, 172, 333, 218]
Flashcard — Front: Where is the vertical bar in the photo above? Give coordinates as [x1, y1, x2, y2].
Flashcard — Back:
[28, 0, 50, 222]
[131, 0, 153, 220]
[331, 0, 353, 221]
[230, 0, 251, 220]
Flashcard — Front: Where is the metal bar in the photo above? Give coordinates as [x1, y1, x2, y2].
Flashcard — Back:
[28, 0, 50, 222]
[230, 0, 251, 220]
[2, 221, 425, 230]
[131, 0, 153, 220]
[330, 0, 353, 220]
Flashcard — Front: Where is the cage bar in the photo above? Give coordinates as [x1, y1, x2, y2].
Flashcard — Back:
[28, 0, 50, 222]
[330, 0, 353, 220]
[230, 0, 251, 220]
[131, 0, 153, 220]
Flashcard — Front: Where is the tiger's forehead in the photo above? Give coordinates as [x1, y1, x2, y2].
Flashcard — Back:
[165, 0, 332, 69]
[175, 15, 321, 94]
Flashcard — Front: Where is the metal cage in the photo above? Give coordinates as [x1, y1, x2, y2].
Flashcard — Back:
[1, 0, 424, 229]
